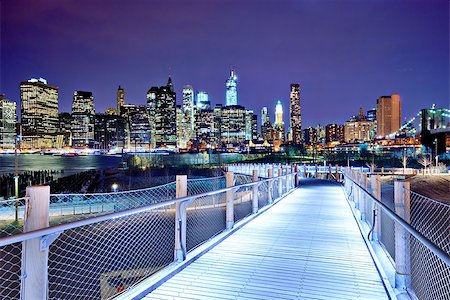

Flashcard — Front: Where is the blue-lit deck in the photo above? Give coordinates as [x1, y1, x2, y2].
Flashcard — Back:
[142, 180, 390, 300]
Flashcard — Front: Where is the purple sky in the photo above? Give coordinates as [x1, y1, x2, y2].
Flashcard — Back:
[1, 0, 448, 127]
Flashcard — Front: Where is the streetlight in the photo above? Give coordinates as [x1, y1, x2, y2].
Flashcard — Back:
[112, 183, 119, 192]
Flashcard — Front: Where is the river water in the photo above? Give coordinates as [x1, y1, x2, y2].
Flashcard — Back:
[0, 153, 259, 175]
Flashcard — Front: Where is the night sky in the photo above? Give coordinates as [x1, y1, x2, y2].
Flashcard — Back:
[1, 0, 448, 127]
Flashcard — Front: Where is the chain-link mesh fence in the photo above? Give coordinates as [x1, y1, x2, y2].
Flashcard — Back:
[257, 181, 270, 209]
[0, 242, 22, 300]
[187, 176, 226, 196]
[0, 198, 26, 238]
[47, 204, 176, 300]
[410, 234, 450, 300]
[233, 185, 253, 222]
[186, 192, 226, 252]
[343, 170, 450, 300]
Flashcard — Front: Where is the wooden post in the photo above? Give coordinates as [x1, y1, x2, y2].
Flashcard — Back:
[226, 172, 234, 229]
[335, 164, 339, 182]
[252, 170, 259, 214]
[314, 164, 318, 178]
[21, 185, 50, 300]
[370, 175, 381, 241]
[360, 172, 367, 221]
[267, 169, 273, 204]
[175, 175, 187, 262]
[394, 179, 411, 290]
[278, 167, 283, 196]
[303, 163, 307, 178]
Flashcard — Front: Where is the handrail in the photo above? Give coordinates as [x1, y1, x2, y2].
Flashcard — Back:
[0, 173, 289, 247]
[343, 173, 450, 267]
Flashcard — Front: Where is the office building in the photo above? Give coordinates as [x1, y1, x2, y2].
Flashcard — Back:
[289, 83, 302, 144]
[182, 85, 195, 132]
[325, 124, 345, 143]
[225, 69, 238, 106]
[71, 91, 95, 148]
[197, 91, 211, 110]
[146, 77, 177, 148]
[245, 110, 258, 141]
[376, 94, 401, 137]
[58, 112, 72, 147]
[303, 127, 317, 145]
[344, 107, 374, 142]
[274, 100, 285, 142]
[221, 105, 246, 147]
[20, 78, 59, 148]
[0, 95, 17, 150]
[195, 109, 216, 149]
[94, 114, 126, 150]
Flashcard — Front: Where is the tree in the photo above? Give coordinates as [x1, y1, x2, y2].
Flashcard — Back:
[417, 154, 432, 173]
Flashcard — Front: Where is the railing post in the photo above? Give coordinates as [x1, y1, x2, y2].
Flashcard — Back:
[21, 185, 50, 300]
[252, 170, 259, 214]
[226, 172, 234, 229]
[360, 172, 367, 221]
[267, 169, 273, 204]
[394, 179, 411, 291]
[335, 164, 339, 182]
[370, 174, 381, 241]
[303, 163, 307, 178]
[315, 164, 318, 178]
[175, 175, 187, 262]
[278, 167, 283, 196]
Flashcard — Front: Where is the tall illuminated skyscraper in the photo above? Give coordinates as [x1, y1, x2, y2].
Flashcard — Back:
[20, 77, 59, 148]
[146, 77, 177, 148]
[225, 69, 238, 106]
[117, 86, 125, 116]
[197, 91, 211, 110]
[289, 83, 302, 144]
[274, 100, 285, 145]
[71, 91, 95, 148]
[275, 100, 284, 126]
[376, 94, 401, 137]
[182, 85, 194, 131]
[0, 94, 17, 149]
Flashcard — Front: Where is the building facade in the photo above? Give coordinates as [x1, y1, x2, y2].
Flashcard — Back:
[0, 95, 17, 150]
[71, 91, 95, 148]
[376, 94, 401, 137]
[94, 114, 126, 150]
[225, 69, 238, 106]
[182, 85, 195, 134]
[146, 77, 177, 148]
[20, 78, 59, 149]
[289, 83, 302, 144]
[325, 123, 345, 143]
[196, 91, 210, 110]
[344, 108, 374, 143]
[220, 105, 246, 147]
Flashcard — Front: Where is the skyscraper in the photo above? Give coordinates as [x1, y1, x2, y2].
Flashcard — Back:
[0, 94, 17, 150]
[376, 94, 401, 137]
[71, 91, 95, 148]
[274, 100, 285, 144]
[146, 77, 177, 148]
[117, 86, 125, 116]
[182, 85, 195, 131]
[220, 105, 246, 146]
[225, 69, 238, 106]
[197, 91, 211, 110]
[20, 78, 59, 149]
[275, 100, 283, 126]
[289, 83, 302, 144]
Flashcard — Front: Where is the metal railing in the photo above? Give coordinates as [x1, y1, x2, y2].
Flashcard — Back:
[343, 169, 450, 300]
[0, 169, 298, 300]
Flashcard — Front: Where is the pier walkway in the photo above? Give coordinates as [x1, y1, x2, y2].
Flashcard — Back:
[142, 180, 390, 300]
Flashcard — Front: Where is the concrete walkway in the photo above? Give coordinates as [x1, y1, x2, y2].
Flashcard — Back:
[143, 180, 389, 300]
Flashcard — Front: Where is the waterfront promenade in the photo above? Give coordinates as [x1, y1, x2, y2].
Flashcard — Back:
[140, 180, 390, 300]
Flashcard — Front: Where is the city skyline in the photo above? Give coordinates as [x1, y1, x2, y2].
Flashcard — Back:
[2, 1, 448, 127]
